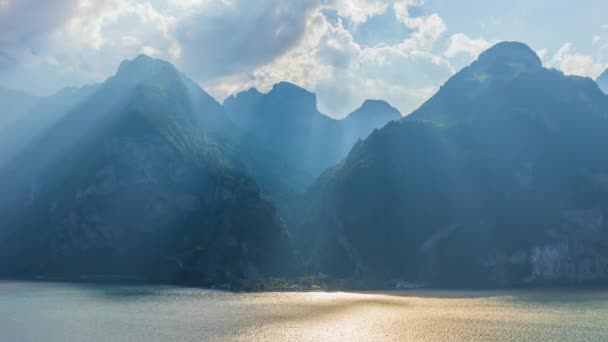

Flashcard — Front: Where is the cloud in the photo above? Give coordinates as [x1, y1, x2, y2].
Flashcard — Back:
[331, 0, 390, 24]
[166, 0, 218, 10]
[0, 0, 184, 94]
[0, 0, 455, 116]
[0, 0, 79, 42]
[393, 1, 447, 52]
[317, 19, 361, 69]
[536, 48, 549, 60]
[203, 1, 453, 117]
[0, 0, 80, 68]
[548, 42, 605, 78]
[173, 0, 322, 80]
[444, 33, 493, 58]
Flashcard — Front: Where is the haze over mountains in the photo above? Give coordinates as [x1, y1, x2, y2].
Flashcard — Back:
[0, 88, 39, 129]
[0, 84, 100, 167]
[224, 84, 401, 177]
[0, 54, 397, 284]
[300, 42, 608, 287]
[1, 42, 608, 288]
[0, 55, 298, 283]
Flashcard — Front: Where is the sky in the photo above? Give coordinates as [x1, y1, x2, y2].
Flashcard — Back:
[1, 0, 608, 118]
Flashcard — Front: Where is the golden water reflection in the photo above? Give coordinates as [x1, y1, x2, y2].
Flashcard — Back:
[232, 291, 608, 341]
[2, 283, 608, 341]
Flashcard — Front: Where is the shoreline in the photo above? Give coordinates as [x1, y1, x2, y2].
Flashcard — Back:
[2, 276, 608, 296]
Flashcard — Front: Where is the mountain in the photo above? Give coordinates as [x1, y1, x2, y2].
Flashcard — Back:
[224, 83, 400, 178]
[6, 43, 605, 290]
[0, 87, 39, 129]
[0, 84, 99, 167]
[340, 99, 401, 143]
[0, 55, 293, 284]
[597, 69, 608, 94]
[224, 82, 342, 177]
[298, 42, 608, 287]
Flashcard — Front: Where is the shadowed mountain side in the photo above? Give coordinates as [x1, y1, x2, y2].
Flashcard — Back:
[297, 42, 608, 287]
[0, 55, 294, 284]
[3, 42, 608, 289]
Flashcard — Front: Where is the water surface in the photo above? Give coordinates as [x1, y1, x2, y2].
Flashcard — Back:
[2, 281, 608, 341]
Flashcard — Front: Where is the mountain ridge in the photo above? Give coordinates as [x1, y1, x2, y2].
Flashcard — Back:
[224, 82, 401, 177]
[298, 41, 608, 287]
[0, 55, 294, 284]
[3, 42, 608, 289]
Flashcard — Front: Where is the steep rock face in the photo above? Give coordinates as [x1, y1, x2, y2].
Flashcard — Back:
[300, 42, 608, 287]
[224, 84, 401, 178]
[224, 88, 263, 128]
[225, 82, 341, 177]
[0, 55, 293, 283]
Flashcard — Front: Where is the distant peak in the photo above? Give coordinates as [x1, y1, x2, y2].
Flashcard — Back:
[224, 87, 263, 106]
[132, 53, 155, 63]
[262, 82, 319, 114]
[346, 99, 401, 121]
[598, 69, 608, 81]
[360, 99, 395, 111]
[116, 54, 176, 78]
[118, 54, 153, 69]
[236, 87, 263, 99]
[244, 87, 263, 96]
[475, 41, 542, 70]
[268, 82, 316, 103]
[271, 82, 313, 95]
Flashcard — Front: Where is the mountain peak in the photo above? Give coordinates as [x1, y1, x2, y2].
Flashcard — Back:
[115, 54, 178, 82]
[341, 100, 401, 140]
[243, 87, 263, 97]
[360, 99, 398, 112]
[118, 54, 160, 70]
[227, 87, 263, 102]
[475, 41, 542, 71]
[266, 82, 318, 112]
[271, 82, 314, 96]
[346, 100, 401, 121]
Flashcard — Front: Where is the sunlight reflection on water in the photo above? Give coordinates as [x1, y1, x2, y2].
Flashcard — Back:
[1, 282, 608, 341]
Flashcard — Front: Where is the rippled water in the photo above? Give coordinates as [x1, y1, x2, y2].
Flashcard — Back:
[2, 282, 608, 341]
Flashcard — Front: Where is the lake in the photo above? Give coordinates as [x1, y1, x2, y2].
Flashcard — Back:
[1, 281, 608, 341]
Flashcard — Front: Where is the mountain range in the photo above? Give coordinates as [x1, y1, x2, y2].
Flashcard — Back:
[1, 42, 608, 288]
[0, 55, 300, 283]
[298, 42, 608, 287]
[224, 82, 401, 177]
[0, 54, 397, 285]
[0, 84, 100, 167]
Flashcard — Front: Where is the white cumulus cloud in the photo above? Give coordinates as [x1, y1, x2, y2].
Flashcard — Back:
[444, 33, 493, 58]
[548, 42, 605, 78]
